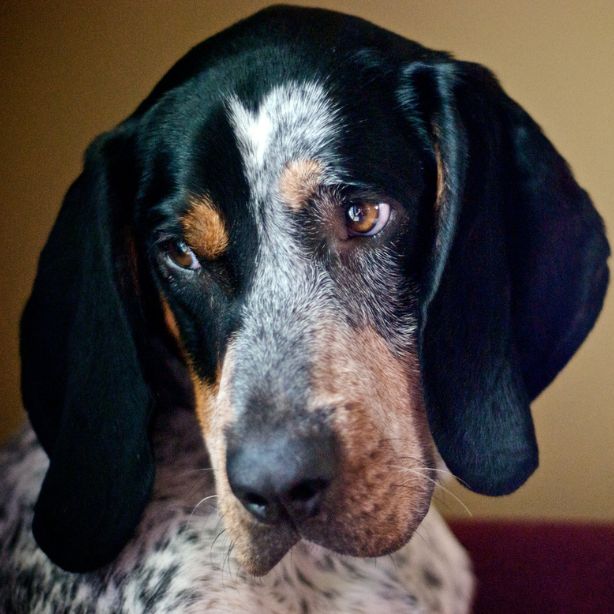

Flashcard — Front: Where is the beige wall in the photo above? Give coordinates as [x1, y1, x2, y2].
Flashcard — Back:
[1, 1, 612, 521]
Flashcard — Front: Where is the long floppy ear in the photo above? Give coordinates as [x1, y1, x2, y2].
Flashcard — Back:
[399, 61, 609, 495]
[20, 123, 155, 571]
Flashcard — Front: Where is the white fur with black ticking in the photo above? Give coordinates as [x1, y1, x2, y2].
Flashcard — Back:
[227, 81, 343, 196]
[226, 80, 417, 391]
[0, 409, 473, 613]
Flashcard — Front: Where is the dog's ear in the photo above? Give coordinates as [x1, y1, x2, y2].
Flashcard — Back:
[20, 123, 155, 571]
[399, 61, 609, 495]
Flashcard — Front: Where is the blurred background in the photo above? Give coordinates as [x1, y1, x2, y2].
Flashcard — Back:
[1, 1, 612, 521]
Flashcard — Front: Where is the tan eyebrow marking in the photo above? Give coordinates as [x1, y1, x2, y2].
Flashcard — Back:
[279, 159, 324, 212]
[182, 196, 229, 260]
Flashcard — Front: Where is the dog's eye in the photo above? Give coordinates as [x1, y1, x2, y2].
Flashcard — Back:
[345, 202, 391, 237]
[160, 239, 201, 271]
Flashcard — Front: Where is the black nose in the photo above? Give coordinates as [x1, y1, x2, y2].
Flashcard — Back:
[226, 431, 336, 525]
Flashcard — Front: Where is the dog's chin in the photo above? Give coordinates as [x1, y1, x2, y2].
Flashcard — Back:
[301, 515, 425, 561]
[231, 521, 299, 576]
[232, 510, 427, 576]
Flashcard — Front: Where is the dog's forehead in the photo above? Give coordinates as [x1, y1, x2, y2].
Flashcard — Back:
[217, 76, 422, 223]
[183, 79, 347, 266]
[227, 80, 341, 185]
[138, 46, 429, 268]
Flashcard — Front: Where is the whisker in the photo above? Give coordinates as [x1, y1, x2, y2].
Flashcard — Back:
[223, 539, 236, 581]
[388, 463, 458, 481]
[411, 525, 430, 547]
[393, 457, 471, 488]
[210, 526, 227, 555]
[394, 470, 473, 517]
[388, 552, 399, 571]
[175, 467, 215, 476]
[190, 494, 219, 518]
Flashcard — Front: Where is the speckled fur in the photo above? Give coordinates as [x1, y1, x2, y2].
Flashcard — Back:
[0, 409, 473, 613]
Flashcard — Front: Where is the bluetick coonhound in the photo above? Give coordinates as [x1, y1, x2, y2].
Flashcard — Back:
[0, 5, 609, 612]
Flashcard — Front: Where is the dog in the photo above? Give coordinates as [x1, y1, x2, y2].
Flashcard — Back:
[0, 5, 609, 612]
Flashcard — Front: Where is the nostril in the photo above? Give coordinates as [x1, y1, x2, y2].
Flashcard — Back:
[244, 492, 269, 508]
[288, 478, 329, 503]
[238, 490, 280, 524]
[284, 478, 330, 520]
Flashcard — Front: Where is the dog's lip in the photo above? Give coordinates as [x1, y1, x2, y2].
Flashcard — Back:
[293, 502, 429, 560]
[242, 521, 415, 575]
[301, 528, 412, 559]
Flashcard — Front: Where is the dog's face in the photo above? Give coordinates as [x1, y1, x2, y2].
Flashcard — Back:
[21, 6, 609, 574]
[145, 76, 436, 572]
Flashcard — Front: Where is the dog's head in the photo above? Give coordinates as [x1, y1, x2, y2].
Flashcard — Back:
[21, 6, 609, 574]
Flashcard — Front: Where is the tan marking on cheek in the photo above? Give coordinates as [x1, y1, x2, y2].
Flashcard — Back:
[160, 296, 220, 433]
[160, 296, 181, 343]
[191, 373, 219, 435]
[434, 142, 445, 211]
[303, 323, 434, 556]
[182, 196, 229, 260]
[278, 159, 323, 212]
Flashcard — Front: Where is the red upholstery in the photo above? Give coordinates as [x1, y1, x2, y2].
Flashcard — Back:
[450, 520, 614, 613]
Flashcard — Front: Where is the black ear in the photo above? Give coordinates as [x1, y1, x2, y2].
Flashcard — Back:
[20, 124, 154, 571]
[399, 61, 609, 495]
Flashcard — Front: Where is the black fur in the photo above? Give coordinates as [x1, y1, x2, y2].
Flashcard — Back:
[401, 60, 609, 494]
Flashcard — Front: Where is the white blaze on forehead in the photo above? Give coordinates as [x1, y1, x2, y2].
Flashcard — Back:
[236, 106, 274, 166]
[226, 81, 343, 338]
[227, 81, 341, 198]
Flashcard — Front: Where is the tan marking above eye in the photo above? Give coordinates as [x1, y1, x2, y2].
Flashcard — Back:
[182, 196, 229, 260]
[279, 159, 323, 211]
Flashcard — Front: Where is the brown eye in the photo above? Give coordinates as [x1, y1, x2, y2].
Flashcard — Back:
[345, 202, 391, 237]
[161, 239, 201, 271]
